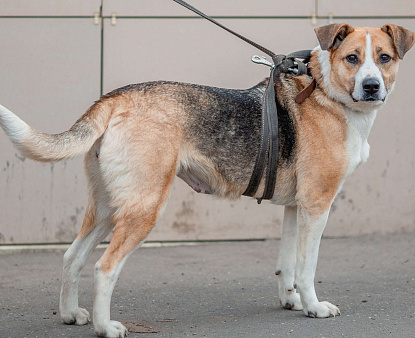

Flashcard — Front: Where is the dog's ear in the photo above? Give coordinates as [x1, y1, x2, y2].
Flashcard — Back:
[315, 24, 354, 51]
[381, 24, 415, 59]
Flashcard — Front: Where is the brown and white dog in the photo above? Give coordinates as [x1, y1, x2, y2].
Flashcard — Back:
[1, 24, 414, 337]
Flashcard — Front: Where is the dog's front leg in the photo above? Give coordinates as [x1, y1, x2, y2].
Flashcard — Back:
[276, 205, 303, 310]
[295, 205, 340, 318]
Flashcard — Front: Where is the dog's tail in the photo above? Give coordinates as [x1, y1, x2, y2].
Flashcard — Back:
[0, 99, 112, 162]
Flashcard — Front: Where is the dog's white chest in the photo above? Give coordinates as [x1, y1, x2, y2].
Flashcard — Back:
[344, 109, 377, 177]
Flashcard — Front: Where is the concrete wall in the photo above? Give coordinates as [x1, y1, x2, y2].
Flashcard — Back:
[0, 0, 414, 244]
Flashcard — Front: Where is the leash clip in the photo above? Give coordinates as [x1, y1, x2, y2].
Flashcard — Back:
[251, 55, 274, 68]
[287, 67, 299, 75]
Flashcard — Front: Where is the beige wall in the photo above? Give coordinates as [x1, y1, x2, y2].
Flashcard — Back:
[0, 1, 414, 244]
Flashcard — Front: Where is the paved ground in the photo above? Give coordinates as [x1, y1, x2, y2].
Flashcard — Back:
[1, 233, 414, 338]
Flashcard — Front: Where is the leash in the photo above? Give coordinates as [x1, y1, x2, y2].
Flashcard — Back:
[173, 0, 315, 203]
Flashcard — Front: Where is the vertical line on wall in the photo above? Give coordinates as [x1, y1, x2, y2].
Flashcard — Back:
[100, 0, 104, 97]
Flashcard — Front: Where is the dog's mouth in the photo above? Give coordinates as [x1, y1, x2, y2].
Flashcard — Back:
[351, 95, 386, 103]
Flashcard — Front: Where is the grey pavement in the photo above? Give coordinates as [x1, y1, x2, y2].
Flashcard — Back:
[1, 233, 414, 338]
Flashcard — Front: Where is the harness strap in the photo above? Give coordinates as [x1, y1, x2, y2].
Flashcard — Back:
[296, 79, 317, 104]
[243, 67, 274, 198]
[261, 67, 279, 201]
[245, 53, 312, 203]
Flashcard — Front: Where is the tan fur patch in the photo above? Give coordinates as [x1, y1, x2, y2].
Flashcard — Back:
[77, 201, 96, 238]
[295, 93, 347, 216]
[98, 164, 176, 273]
[330, 32, 366, 95]
[369, 28, 400, 91]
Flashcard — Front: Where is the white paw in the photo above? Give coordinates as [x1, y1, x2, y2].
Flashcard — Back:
[61, 307, 91, 325]
[304, 301, 340, 318]
[279, 291, 303, 311]
[95, 320, 128, 337]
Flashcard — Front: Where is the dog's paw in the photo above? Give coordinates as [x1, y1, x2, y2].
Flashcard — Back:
[279, 291, 303, 311]
[61, 307, 91, 325]
[304, 301, 340, 318]
[94, 320, 128, 338]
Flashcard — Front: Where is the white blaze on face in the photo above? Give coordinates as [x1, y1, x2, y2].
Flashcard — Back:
[352, 34, 386, 101]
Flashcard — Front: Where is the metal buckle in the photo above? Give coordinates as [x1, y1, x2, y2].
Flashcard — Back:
[251, 55, 274, 68]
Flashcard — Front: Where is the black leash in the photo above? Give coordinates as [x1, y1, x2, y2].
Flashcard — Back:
[173, 0, 313, 203]
[173, 0, 278, 60]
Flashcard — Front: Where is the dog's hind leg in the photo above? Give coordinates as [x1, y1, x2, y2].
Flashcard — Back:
[60, 141, 113, 325]
[276, 206, 303, 310]
[92, 169, 175, 337]
[59, 201, 112, 325]
[91, 121, 178, 337]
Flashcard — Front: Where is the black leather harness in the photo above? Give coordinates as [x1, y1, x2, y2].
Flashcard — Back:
[173, 0, 315, 203]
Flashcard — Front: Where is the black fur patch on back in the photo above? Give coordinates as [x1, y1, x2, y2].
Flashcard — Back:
[276, 90, 296, 162]
[182, 79, 296, 185]
[183, 83, 263, 184]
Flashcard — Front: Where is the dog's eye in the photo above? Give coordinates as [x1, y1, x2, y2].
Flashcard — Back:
[346, 54, 358, 64]
[380, 54, 391, 63]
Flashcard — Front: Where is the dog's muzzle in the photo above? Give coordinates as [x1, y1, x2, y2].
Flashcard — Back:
[352, 77, 386, 102]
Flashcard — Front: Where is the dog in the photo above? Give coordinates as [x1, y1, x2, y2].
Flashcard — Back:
[0, 23, 414, 337]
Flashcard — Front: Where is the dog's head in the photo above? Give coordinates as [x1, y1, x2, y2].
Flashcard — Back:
[312, 23, 415, 111]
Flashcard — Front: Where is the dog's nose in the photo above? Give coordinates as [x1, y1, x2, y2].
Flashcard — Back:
[362, 77, 380, 95]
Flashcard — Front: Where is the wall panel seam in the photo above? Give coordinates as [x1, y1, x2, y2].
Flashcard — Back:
[0, 16, 95, 19]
